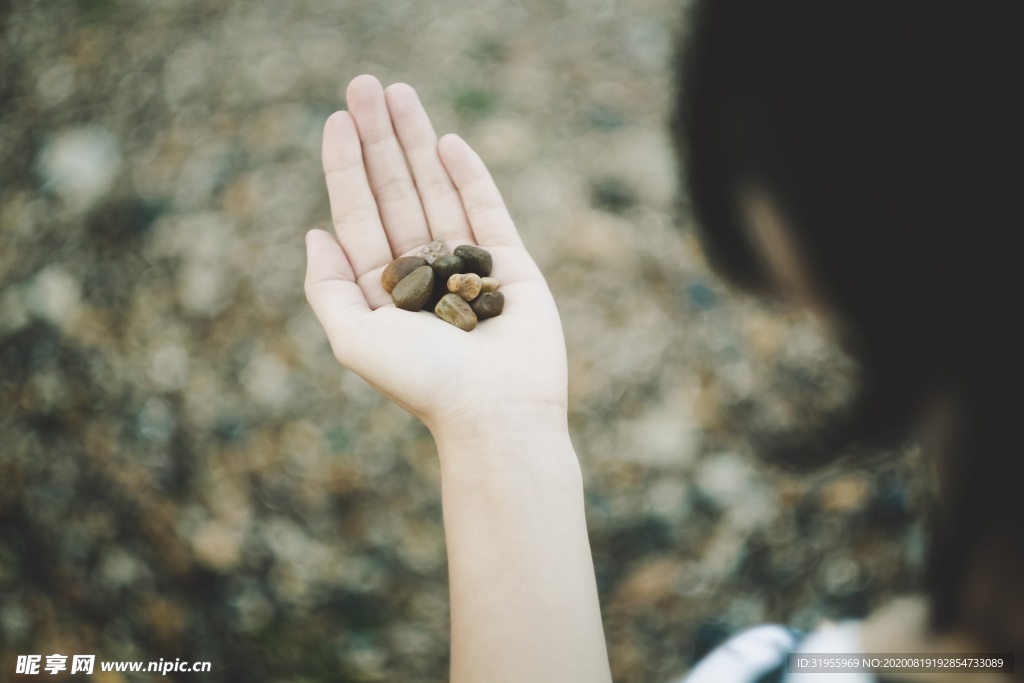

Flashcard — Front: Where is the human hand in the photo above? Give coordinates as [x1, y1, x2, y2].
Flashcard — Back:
[305, 75, 568, 442]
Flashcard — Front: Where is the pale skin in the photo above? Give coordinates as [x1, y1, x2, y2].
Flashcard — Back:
[304, 74, 612, 683]
[307, 76, 1016, 682]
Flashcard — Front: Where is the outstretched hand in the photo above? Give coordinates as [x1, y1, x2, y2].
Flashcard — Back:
[305, 75, 568, 438]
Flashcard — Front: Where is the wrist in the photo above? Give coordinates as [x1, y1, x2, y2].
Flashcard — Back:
[428, 403, 579, 481]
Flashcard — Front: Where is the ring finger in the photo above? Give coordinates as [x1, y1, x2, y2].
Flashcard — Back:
[384, 82, 475, 246]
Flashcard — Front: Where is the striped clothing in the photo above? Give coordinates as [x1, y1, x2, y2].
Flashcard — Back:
[677, 621, 877, 683]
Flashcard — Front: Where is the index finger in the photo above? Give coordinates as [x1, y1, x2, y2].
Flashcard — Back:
[323, 110, 394, 278]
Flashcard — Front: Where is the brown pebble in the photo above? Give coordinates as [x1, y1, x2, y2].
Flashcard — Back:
[453, 244, 492, 277]
[381, 256, 427, 293]
[391, 265, 434, 311]
[469, 291, 504, 320]
[416, 238, 447, 265]
[447, 273, 482, 301]
[434, 293, 477, 331]
[480, 277, 500, 293]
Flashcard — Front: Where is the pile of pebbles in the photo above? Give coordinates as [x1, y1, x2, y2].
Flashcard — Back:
[382, 239, 504, 331]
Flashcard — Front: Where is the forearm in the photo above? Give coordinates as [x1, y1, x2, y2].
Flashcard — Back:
[432, 408, 612, 683]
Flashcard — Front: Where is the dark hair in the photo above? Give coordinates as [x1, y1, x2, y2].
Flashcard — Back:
[673, 0, 1023, 646]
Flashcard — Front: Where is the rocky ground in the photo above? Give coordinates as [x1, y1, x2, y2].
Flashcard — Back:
[0, 1, 924, 681]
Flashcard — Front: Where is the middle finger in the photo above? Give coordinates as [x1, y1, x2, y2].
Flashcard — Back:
[346, 75, 433, 257]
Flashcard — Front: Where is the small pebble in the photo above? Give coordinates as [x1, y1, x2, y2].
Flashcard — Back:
[416, 239, 447, 265]
[453, 244, 492, 277]
[430, 254, 464, 282]
[391, 265, 434, 311]
[469, 291, 504, 320]
[447, 273, 482, 301]
[434, 293, 477, 331]
[389, 241, 505, 328]
[428, 254, 465, 307]
[381, 256, 426, 293]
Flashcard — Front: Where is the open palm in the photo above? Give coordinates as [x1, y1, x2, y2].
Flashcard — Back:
[304, 75, 568, 434]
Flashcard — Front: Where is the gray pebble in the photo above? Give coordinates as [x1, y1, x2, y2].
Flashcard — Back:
[469, 291, 504, 320]
[453, 244, 492, 277]
[416, 239, 447, 265]
[430, 254, 464, 282]
[480, 277, 500, 293]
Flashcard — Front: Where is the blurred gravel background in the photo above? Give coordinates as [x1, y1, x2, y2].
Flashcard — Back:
[1, 1, 924, 681]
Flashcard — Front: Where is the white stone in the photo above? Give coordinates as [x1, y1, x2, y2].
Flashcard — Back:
[150, 342, 191, 391]
[138, 397, 176, 443]
[627, 412, 699, 466]
[242, 351, 292, 407]
[36, 61, 75, 106]
[36, 127, 121, 211]
[25, 265, 81, 328]
[97, 547, 144, 588]
[646, 476, 690, 522]
[178, 262, 226, 316]
[696, 451, 778, 531]
[696, 451, 753, 505]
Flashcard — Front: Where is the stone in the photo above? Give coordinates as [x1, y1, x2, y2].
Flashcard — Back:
[430, 254, 464, 283]
[391, 266, 434, 311]
[428, 254, 464, 308]
[480, 277, 500, 293]
[434, 293, 477, 331]
[381, 256, 426, 294]
[469, 291, 504, 320]
[36, 126, 122, 212]
[416, 238, 447, 265]
[453, 244, 492, 277]
[447, 273, 482, 301]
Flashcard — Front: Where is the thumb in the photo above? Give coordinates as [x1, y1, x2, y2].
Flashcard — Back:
[303, 228, 370, 364]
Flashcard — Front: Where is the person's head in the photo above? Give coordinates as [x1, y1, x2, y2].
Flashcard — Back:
[673, 0, 1022, 647]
